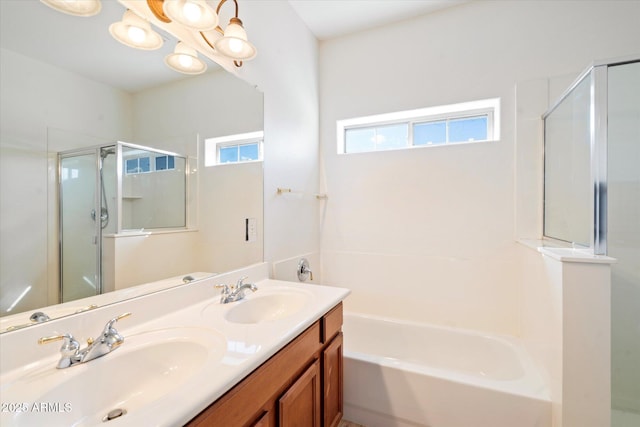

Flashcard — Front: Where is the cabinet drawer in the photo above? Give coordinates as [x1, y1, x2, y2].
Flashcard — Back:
[322, 303, 343, 343]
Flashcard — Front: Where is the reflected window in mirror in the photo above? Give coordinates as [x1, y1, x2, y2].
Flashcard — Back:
[205, 131, 263, 166]
[121, 145, 187, 230]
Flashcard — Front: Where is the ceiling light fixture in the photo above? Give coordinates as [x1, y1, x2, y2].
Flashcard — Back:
[163, 0, 218, 31]
[40, 0, 102, 17]
[109, 9, 163, 50]
[201, 0, 256, 67]
[164, 41, 207, 74]
[40, 0, 256, 73]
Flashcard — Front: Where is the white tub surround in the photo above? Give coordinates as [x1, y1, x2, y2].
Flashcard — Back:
[342, 313, 551, 427]
[537, 247, 615, 427]
[0, 263, 350, 426]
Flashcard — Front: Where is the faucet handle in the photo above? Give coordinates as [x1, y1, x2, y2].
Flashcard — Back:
[38, 333, 80, 369]
[106, 312, 131, 326]
[234, 276, 249, 288]
[74, 304, 98, 314]
[99, 313, 130, 350]
[102, 312, 131, 335]
[114, 312, 132, 322]
[38, 333, 80, 355]
[297, 258, 313, 282]
[215, 283, 230, 293]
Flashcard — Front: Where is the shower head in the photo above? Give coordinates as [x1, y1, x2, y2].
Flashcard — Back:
[100, 147, 116, 159]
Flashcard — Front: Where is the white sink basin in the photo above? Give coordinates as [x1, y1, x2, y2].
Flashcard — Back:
[223, 289, 312, 324]
[2, 327, 226, 426]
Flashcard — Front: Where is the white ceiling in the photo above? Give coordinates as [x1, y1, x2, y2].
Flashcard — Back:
[288, 0, 468, 40]
[0, 1, 467, 93]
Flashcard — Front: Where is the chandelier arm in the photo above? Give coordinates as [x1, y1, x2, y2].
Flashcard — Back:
[146, 0, 171, 23]
[215, 0, 239, 18]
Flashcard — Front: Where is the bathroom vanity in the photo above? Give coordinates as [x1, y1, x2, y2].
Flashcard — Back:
[188, 303, 343, 427]
[0, 263, 349, 427]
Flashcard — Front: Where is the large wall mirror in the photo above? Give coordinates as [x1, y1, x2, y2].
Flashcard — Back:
[0, 0, 264, 331]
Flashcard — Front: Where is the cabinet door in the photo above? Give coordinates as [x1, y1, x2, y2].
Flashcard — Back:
[251, 411, 271, 427]
[323, 333, 343, 427]
[279, 360, 321, 427]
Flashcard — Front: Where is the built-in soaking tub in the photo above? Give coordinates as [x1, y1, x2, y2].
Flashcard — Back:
[343, 313, 551, 427]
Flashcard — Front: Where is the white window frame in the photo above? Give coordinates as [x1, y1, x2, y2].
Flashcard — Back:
[337, 98, 500, 154]
[204, 131, 264, 166]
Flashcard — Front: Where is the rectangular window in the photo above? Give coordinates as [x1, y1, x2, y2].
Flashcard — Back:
[125, 155, 175, 174]
[155, 155, 176, 171]
[204, 131, 264, 166]
[125, 156, 152, 174]
[337, 98, 500, 154]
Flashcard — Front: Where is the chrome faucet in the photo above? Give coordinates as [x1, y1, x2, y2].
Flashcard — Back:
[30, 311, 51, 323]
[215, 277, 258, 304]
[38, 312, 131, 369]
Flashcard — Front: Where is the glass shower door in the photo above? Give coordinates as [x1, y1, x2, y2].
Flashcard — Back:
[543, 71, 593, 247]
[59, 152, 100, 302]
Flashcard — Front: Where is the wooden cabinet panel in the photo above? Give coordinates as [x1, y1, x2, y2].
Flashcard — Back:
[323, 333, 343, 427]
[279, 360, 321, 427]
[321, 303, 343, 343]
[252, 411, 271, 427]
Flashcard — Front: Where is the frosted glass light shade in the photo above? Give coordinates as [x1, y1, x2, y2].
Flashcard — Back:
[163, 0, 218, 31]
[40, 0, 101, 16]
[109, 10, 163, 50]
[165, 42, 207, 75]
[213, 17, 256, 61]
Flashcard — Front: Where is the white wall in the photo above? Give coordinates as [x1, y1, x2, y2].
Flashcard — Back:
[319, 1, 640, 335]
[237, 0, 320, 269]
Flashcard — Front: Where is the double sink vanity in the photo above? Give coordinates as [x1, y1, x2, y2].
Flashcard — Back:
[0, 263, 350, 426]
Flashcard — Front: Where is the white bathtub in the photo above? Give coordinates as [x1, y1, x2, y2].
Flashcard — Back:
[343, 313, 551, 427]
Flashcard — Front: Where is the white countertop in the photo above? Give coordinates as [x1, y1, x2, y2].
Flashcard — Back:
[0, 264, 350, 426]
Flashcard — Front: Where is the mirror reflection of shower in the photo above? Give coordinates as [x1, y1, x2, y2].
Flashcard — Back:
[58, 142, 187, 304]
[59, 147, 106, 303]
[92, 146, 116, 229]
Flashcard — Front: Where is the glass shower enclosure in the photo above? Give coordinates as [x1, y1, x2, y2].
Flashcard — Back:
[59, 146, 116, 302]
[58, 142, 187, 303]
[543, 58, 640, 424]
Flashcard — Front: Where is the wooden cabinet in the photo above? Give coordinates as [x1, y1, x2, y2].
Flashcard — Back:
[187, 302, 343, 427]
[322, 333, 343, 427]
[251, 412, 271, 427]
[279, 360, 321, 427]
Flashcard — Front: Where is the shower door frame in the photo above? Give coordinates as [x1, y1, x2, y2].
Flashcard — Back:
[542, 56, 639, 255]
[58, 146, 107, 302]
